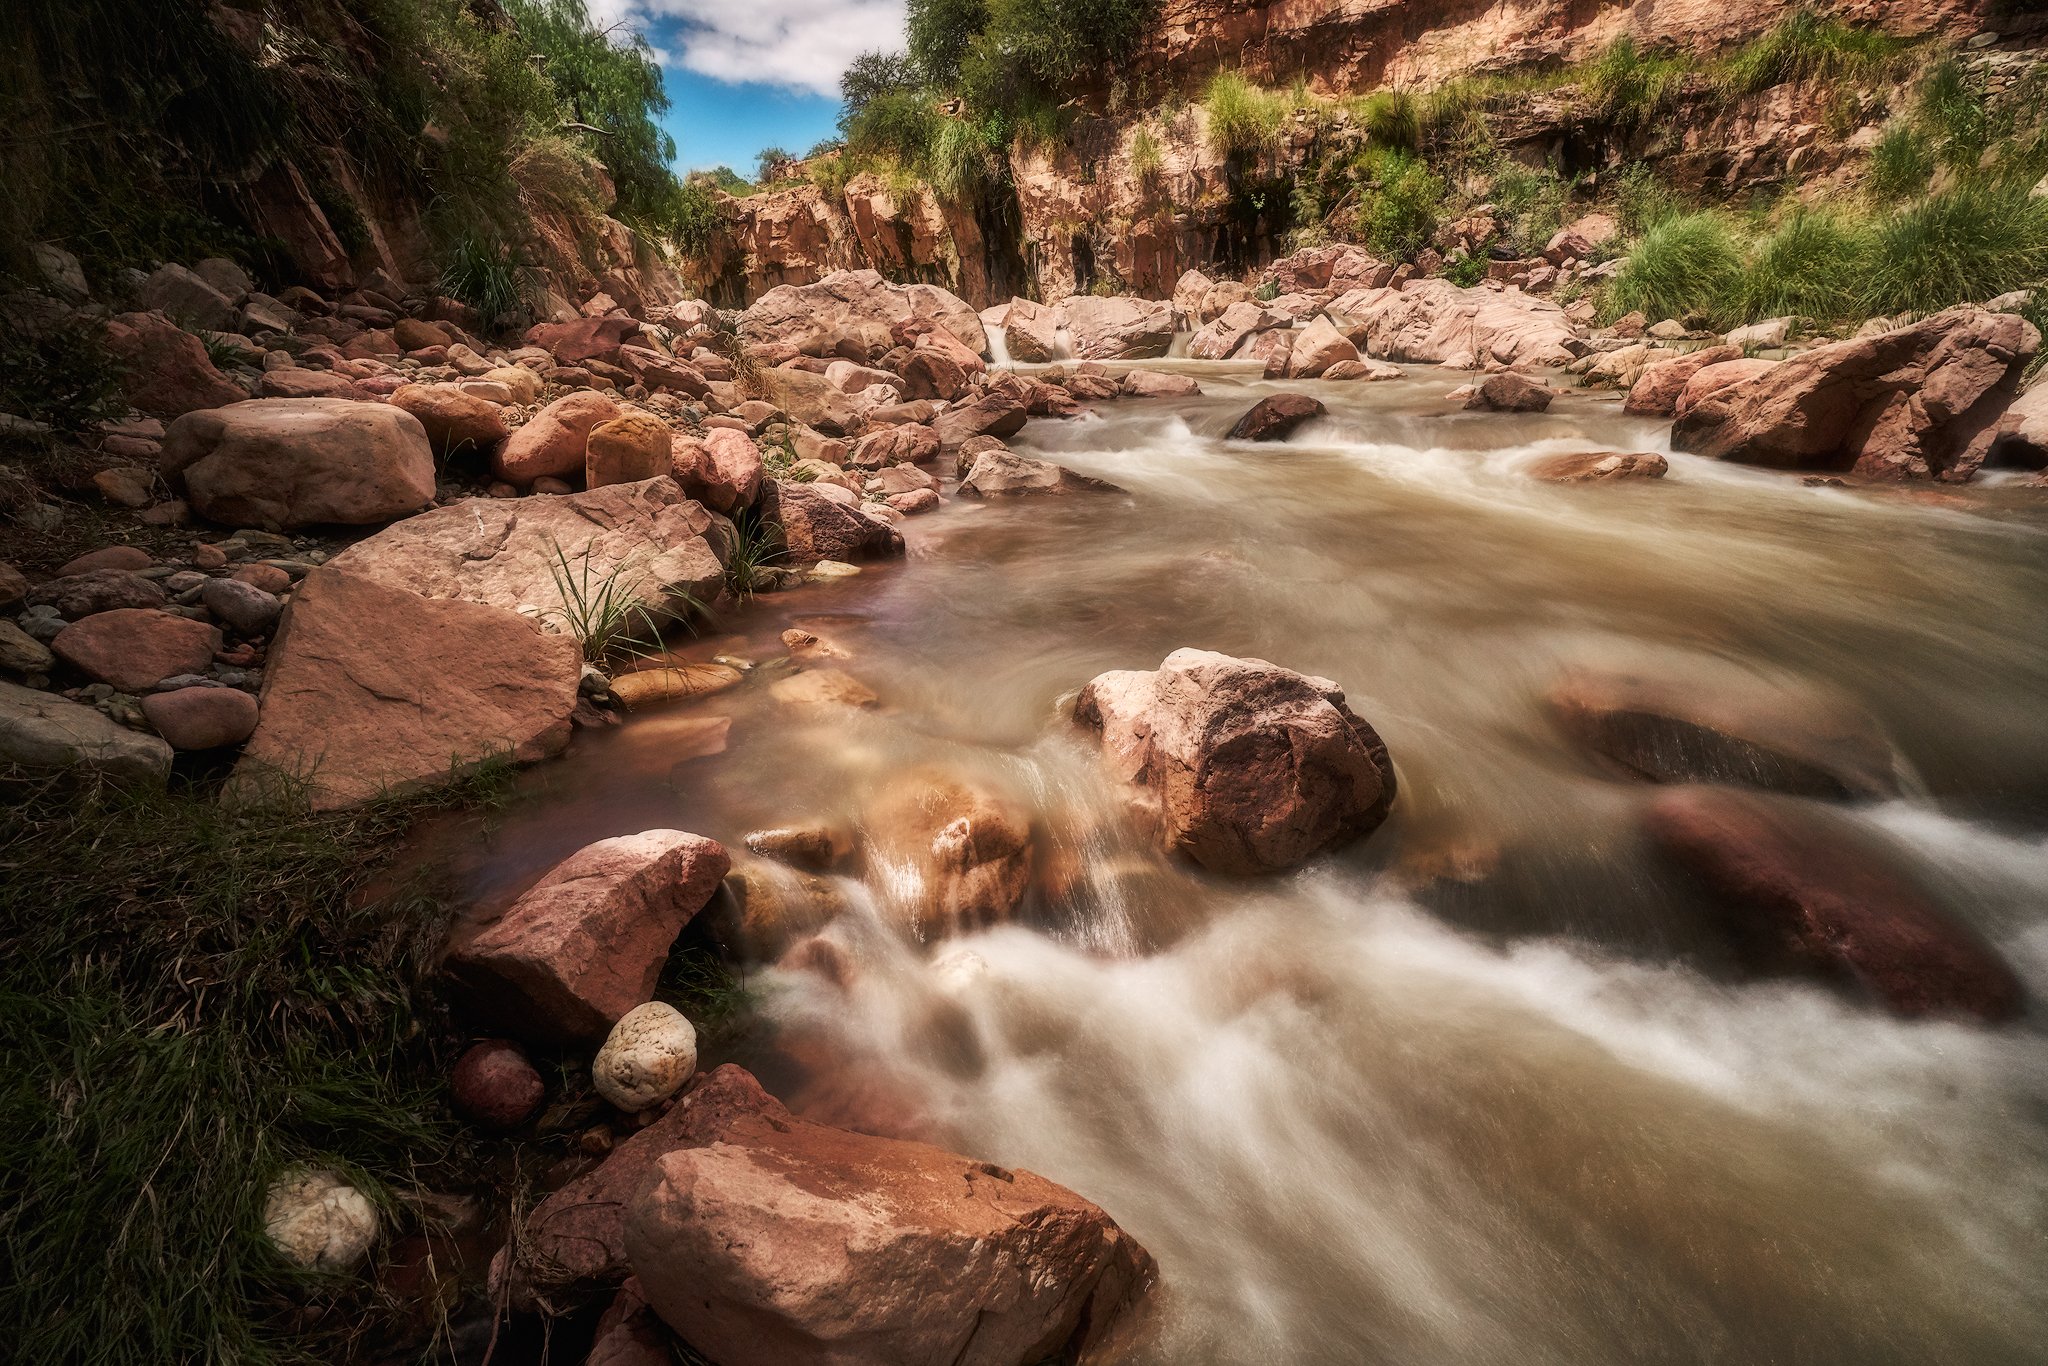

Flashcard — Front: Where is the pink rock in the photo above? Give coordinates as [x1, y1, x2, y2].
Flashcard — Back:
[445, 831, 731, 1043]
[669, 428, 762, 513]
[103, 311, 245, 418]
[53, 610, 221, 692]
[525, 316, 640, 366]
[161, 398, 436, 530]
[57, 546, 152, 577]
[586, 410, 673, 490]
[388, 383, 509, 456]
[141, 686, 259, 749]
[495, 390, 621, 483]
[1622, 345, 1742, 417]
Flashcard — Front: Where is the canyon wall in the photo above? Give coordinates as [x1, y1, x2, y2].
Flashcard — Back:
[700, 0, 2009, 308]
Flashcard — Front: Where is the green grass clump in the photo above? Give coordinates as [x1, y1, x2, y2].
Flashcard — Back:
[1358, 88, 1421, 152]
[1868, 122, 1936, 200]
[1355, 149, 1444, 259]
[1609, 211, 1744, 323]
[1129, 126, 1163, 181]
[1862, 180, 2048, 314]
[1613, 163, 1687, 235]
[1585, 36, 1692, 128]
[1719, 8, 1908, 96]
[1205, 70, 1285, 156]
[544, 539, 684, 665]
[1735, 208, 1869, 322]
[1915, 55, 1992, 171]
[0, 768, 509, 1363]
[437, 234, 530, 325]
[719, 504, 785, 601]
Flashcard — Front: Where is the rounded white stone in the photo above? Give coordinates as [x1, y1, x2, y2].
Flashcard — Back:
[262, 1168, 378, 1271]
[592, 1000, 698, 1112]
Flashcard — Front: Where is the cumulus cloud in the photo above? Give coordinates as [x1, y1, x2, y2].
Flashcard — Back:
[591, 0, 908, 98]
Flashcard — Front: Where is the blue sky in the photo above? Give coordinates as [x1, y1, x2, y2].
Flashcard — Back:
[585, 0, 908, 174]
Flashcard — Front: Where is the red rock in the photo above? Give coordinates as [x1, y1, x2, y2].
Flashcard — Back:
[446, 831, 730, 1044]
[52, 610, 221, 692]
[740, 270, 985, 363]
[231, 564, 292, 594]
[1288, 315, 1362, 378]
[619, 345, 709, 397]
[1544, 212, 1619, 264]
[525, 315, 640, 366]
[586, 410, 673, 490]
[625, 1071, 1155, 1366]
[1187, 301, 1288, 361]
[495, 390, 621, 483]
[899, 348, 969, 401]
[392, 317, 451, 353]
[1226, 393, 1326, 441]
[588, 1280, 673, 1366]
[1075, 649, 1397, 874]
[56, 546, 151, 577]
[1672, 358, 1778, 419]
[161, 398, 436, 530]
[669, 428, 764, 514]
[450, 1040, 545, 1129]
[1672, 307, 2037, 481]
[103, 311, 245, 418]
[1326, 279, 1579, 370]
[256, 367, 359, 400]
[140, 685, 259, 750]
[1526, 450, 1668, 482]
[1238, 327, 1297, 377]
[1547, 667, 1901, 798]
[388, 383, 510, 456]
[1060, 294, 1176, 360]
[1645, 787, 2023, 1022]
[851, 423, 941, 469]
[1000, 297, 1060, 362]
[886, 487, 940, 514]
[231, 566, 580, 810]
[1464, 371, 1555, 412]
[765, 481, 905, 563]
[1622, 345, 1742, 417]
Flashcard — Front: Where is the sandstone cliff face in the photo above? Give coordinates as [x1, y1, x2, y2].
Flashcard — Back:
[1126, 0, 1989, 95]
[706, 0, 2002, 307]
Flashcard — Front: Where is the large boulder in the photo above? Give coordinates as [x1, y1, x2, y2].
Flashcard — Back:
[763, 481, 904, 563]
[862, 769, 1037, 939]
[623, 1073, 1155, 1366]
[1000, 297, 1060, 363]
[586, 410, 674, 489]
[445, 830, 730, 1044]
[103, 312, 245, 418]
[1074, 649, 1398, 874]
[740, 271, 985, 363]
[1622, 345, 1741, 417]
[496, 391, 621, 484]
[0, 679, 172, 785]
[1187, 301, 1288, 361]
[756, 366, 863, 435]
[1671, 307, 2037, 481]
[161, 398, 435, 530]
[958, 451, 1122, 498]
[1547, 667, 1901, 799]
[1544, 213, 1619, 265]
[231, 566, 580, 809]
[1288, 315, 1361, 378]
[1226, 394, 1325, 441]
[1644, 787, 2023, 1022]
[1464, 372, 1554, 412]
[1672, 358, 1779, 419]
[1265, 243, 1393, 298]
[1059, 295, 1175, 360]
[669, 429, 763, 513]
[388, 383, 509, 456]
[1325, 279, 1579, 370]
[930, 389, 1028, 449]
[139, 264, 238, 330]
[326, 477, 724, 628]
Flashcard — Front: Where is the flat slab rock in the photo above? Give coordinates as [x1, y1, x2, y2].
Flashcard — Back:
[230, 566, 581, 809]
[1075, 649, 1397, 874]
[0, 678, 172, 785]
[327, 475, 724, 626]
[958, 450, 1123, 498]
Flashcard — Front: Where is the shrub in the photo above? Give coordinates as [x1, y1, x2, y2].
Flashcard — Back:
[1609, 211, 1744, 322]
[0, 299, 129, 435]
[1444, 253, 1489, 286]
[1491, 162, 1575, 253]
[1719, 9, 1908, 96]
[1863, 181, 2048, 314]
[926, 118, 1002, 201]
[1735, 208, 1870, 322]
[1206, 70, 1284, 156]
[1356, 149, 1444, 259]
[908, 0, 989, 85]
[842, 88, 942, 166]
[1613, 163, 1686, 235]
[1868, 122, 1936, 200]
[755, 146, 795, 181]
[438, 233, 530, 323]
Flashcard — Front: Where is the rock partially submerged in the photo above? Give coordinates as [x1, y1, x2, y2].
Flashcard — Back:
[1526, 450, 1668, 482]
[1075, 649, 1397, 874]
[863, 768, 1037, 939]
[1226, 393, 1326, 442]
[1672, 307, 2037, 481]
[623, 1071, 1155, 1366]
[1644, 787, 2023, 1022]
[958, 450, 1122, 498]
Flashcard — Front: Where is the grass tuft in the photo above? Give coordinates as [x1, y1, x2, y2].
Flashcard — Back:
[1735, 208, 1868, 322]
[1861, 180, 2048, 315]
[1719, 8, 1908, 96]
[1205, 70, 1284, 156]
[1608, 210, 1744, 323]
[542, 539, 682, 665]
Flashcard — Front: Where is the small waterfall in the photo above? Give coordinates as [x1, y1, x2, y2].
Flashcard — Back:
[986, 321, 1013, 368]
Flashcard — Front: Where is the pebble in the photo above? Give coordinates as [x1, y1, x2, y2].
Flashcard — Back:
[191, 544, 229, 571]
[450, 1040, 545, 1129]
[263, 1169, 379, 1271]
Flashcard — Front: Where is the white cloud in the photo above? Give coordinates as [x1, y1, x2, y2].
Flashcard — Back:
[593, 0, 908, 98]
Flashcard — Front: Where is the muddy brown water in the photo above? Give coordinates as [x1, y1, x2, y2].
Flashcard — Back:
[462, 365, 2048, 1365]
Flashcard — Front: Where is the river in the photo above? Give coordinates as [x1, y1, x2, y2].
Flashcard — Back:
[468, 363, 2048, 1365]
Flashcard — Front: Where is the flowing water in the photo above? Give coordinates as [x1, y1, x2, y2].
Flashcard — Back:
[469, 365, 2048, 1364]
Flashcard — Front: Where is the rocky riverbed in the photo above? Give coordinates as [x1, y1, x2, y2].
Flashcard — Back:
[4, 245, 2046, 1365]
